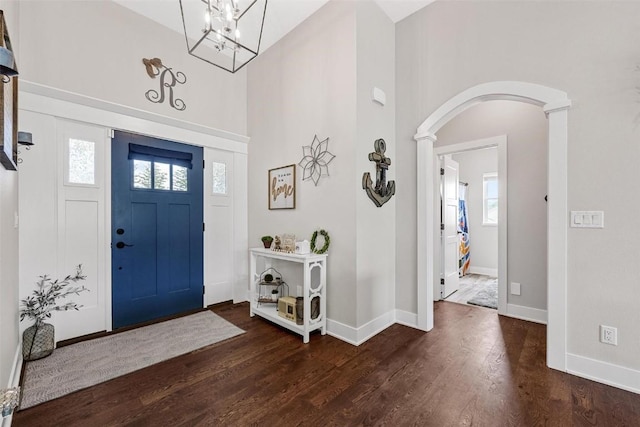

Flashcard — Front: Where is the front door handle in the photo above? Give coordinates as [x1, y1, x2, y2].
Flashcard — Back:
[116, 242, 134, 249]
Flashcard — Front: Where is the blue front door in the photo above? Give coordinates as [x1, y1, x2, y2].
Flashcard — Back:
[111, 131, 204, 329]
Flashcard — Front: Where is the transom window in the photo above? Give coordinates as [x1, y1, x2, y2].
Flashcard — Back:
[129, 143, 192, 192]
[133, 160, 188, 191]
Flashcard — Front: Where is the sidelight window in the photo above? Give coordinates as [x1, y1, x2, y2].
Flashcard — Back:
[211, 162, 227, 195]
[68, 138, 96, 185]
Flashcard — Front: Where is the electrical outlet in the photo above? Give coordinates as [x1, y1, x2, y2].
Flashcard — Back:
[600, 325, 617, 345]
[511, 282, 521, 296]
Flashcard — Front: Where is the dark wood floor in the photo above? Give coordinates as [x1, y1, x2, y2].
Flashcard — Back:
[14, 302, 640, 426]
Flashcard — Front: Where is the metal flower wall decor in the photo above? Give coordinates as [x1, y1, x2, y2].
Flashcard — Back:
[298, 135, 335, 186]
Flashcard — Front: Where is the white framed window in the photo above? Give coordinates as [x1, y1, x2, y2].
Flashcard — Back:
[211, 161, 227, 195]
[483, 172, 498, 225]
[67, 138, 96, 185]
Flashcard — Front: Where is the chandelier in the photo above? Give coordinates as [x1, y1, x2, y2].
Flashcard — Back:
[179, 0, 267, 73]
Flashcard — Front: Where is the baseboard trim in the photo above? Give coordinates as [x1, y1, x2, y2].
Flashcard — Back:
[326, 319, 359, 345]
[2, 343, 22, 427]
[469, 266, 498, 277]
[395, 309, 418, 328]
[327, 310, 395, 346]
[505, 303, 547, 324]
[205, 282, 233, 306]
[567, 353, 640, 395]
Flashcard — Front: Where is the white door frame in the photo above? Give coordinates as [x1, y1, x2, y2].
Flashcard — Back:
[414, 81, 571, 372]
[19, 80, 250, 336]
[435, 136, 507, 314]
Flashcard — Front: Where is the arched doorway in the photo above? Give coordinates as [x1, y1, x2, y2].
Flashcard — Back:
[414, 81, 571, 371]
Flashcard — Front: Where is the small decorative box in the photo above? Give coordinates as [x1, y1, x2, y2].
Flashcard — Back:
[295, 240, 310, 255]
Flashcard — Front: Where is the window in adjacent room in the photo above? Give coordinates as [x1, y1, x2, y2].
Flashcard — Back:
[483, 172, 498, 225]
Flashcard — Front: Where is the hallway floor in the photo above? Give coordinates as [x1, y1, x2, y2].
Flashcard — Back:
[445, 273, 497, 308]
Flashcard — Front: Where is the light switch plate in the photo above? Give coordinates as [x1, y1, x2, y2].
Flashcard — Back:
[571, 211, 604, 228]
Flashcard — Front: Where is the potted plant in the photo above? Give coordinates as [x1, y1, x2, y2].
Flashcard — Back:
[261, 235, 274, 249]
[271, 289, 279, 301]
[19, 265, 88, 361]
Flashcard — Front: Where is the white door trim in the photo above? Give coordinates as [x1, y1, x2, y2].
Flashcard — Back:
[435, 136, 507, 314]
[414, 81, 571, 372]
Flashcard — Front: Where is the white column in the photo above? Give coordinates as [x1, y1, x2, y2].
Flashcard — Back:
[544, 105, 569, 371]
[414, 132, 436, 331]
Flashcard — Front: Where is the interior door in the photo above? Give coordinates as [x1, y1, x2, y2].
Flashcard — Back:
[441, 155, 460, 299]
[111, 131, 204, 329]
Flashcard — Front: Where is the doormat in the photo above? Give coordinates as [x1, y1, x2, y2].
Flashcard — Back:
[467, 279, 498, 309]
[19, 311, 244, 410]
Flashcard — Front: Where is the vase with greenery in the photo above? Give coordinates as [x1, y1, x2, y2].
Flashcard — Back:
[261, 235, 274, 249]
[19, 265, 88, 361]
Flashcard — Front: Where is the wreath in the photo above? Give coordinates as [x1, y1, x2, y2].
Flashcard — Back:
[311, 229, 330, 254]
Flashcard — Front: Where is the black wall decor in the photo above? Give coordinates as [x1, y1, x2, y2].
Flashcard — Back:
[0, 11, 17, 170]
[362, 138, 395, 207]
[142, 57, 187, 111]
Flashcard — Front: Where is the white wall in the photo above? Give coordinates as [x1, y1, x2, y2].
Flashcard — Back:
[441, 101, 547, 309]
[451, 147, 498, 275]
[247, 1, 359, 327]
[355, 1, 395, 328]
[396, 1, 640, 372]
[247, 0, 396, 335]
[17, 0, 247, 135]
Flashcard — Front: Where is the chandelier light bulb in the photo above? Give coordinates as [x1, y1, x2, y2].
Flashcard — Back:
[235, 28, 240, 39]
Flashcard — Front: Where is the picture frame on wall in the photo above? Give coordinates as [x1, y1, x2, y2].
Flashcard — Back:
[0, 75, 18, 170]
[268, 164, 296, 210]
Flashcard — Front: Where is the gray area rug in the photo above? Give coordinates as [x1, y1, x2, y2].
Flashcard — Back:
[20, 311, 244, 409]
[467, 279, 498, 309]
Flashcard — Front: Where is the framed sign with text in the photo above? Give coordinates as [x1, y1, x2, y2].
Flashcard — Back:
[268, 164, 296, 210]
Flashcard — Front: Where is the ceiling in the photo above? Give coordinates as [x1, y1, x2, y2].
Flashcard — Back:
[113, 0, 435, 55]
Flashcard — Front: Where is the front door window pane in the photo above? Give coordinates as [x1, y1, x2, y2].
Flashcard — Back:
[154, 162, 170, 190]
[133, 160, 152, 189]
[172, 165, 188, 191]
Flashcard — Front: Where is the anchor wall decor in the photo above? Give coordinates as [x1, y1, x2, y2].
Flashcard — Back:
[362, 138, 395, 207]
